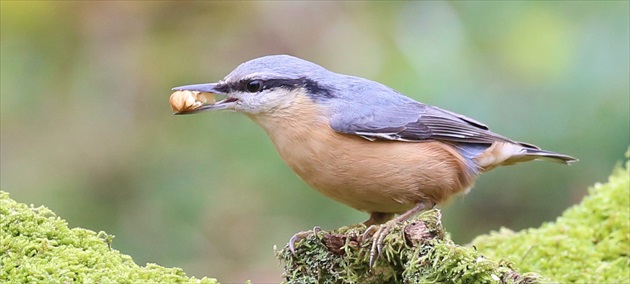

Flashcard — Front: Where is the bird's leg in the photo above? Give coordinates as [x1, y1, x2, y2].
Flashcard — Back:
[364, 212, 396, 227]
[361, 212, 395, 240]
[367, 201, 435, 267]
[288, 226, 321, 254]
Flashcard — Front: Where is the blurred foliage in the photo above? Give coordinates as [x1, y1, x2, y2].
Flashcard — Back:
[1, 1, 628, 282]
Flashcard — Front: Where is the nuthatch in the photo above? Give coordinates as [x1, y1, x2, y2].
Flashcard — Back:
[172, 55, 577, 265]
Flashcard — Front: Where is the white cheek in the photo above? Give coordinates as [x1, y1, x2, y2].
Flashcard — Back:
[238, 96, 268, 114]
[268, 89, 301, 109]
[238, 89, 300, 114]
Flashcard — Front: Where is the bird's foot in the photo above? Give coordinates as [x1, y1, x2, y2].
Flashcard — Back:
[288, 226, 322, 254]
[362, 220, 397, 267]
[362, 201, 435, 267]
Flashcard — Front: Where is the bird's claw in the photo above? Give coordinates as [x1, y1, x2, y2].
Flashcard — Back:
[366, 223, 394, 267]
[289, 226, 321, 254]
[364, 202, 435, 267]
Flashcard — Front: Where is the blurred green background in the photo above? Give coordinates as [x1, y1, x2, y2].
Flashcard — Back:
[1, 1, 628, 283]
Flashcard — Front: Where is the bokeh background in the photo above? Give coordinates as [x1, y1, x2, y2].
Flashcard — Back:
[2, 1, 628, 283]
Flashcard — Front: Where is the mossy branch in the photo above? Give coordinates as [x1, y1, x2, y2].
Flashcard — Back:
[276, 149, 630, 284]
[276, 209, 540, 284]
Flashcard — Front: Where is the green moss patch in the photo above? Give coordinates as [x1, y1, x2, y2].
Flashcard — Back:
[0, 191, 217, 283]
[473, 154, 630, 283]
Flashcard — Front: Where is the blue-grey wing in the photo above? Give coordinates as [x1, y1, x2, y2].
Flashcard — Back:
[329, 102, 523, 146]
[322, 74, 535, 147]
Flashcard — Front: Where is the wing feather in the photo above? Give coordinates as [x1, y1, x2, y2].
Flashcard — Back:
[323, 74, 529, 147]
[329, 103, 518, 146]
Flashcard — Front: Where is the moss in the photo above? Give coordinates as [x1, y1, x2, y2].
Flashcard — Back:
[0, 191, 217, 284]
[277, 210, 540, 284]
[473, 152, 630, 283]
[277, 150, 630, 283]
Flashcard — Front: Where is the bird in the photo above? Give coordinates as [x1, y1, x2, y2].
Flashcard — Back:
[172, 54, 577, 266]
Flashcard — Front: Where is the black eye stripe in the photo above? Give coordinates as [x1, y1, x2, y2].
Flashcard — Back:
[260, 79, 302, 90]
[217, 77, 335, 100]
[230, 78, 303, 93]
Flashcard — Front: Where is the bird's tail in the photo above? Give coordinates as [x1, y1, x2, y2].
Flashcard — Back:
[467, 142, 578, 171]
[521, 147, 578, 165]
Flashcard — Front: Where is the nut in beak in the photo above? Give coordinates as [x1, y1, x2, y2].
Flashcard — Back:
[169, 90, 216, 114]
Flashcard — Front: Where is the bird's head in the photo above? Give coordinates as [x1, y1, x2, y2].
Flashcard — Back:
[172, 55, 336, 116]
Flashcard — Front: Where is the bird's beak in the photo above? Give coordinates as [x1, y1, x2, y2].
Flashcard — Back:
[171, 83, 237, 114]
[172, 83, 222, 93]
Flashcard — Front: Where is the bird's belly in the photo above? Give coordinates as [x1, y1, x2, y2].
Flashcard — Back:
[250, 102, 476, 214]
[266, 129, 473, 213]
[290, 139, 474, 213]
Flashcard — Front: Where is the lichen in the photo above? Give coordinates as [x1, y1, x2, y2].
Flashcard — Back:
[0, 191, 217, 284]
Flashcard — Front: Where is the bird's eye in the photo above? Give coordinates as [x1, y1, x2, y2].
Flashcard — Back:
[246, 80, 263, 92]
